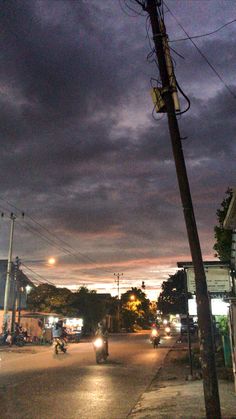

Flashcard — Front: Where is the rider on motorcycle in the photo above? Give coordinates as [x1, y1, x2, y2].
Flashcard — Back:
[95, 322, 109, 356]
[52, 320, 66, 353]
[150, 326, 160, 347]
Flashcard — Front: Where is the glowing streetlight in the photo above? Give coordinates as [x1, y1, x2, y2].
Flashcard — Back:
[48, 257, 56, 266]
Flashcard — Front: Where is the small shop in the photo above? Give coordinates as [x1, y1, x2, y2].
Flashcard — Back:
[19, 312, 83, 343]
[19, 312, 60, 343]
[63, 317, 83, 342]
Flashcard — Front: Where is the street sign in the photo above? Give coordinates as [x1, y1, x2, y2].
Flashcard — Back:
[187, 265, 231, 293]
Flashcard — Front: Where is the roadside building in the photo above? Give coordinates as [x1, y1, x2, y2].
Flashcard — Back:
[177, 259, 235, 392]
[0, 259, 34, 333]
[223, 188, 236, 392]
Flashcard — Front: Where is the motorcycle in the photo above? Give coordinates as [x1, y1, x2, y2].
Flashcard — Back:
[150, 329, 160, 348]
[53, 337, 67, 354]
[15, 333, 26, 347]
[93, 337, 108, 364]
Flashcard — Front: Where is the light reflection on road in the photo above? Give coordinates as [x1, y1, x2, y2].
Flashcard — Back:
[0, 332, 177, 419]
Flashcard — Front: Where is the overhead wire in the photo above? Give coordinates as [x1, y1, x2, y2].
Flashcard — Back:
[18, 219, 114, 275]
[0, 197, 113, 274]
[169, 18, 236, 43]
[119, 0, 145, 17]
[164, 1, 236, 100]
[124, 0, 146, 16]
[0, 197, 150, 288]
[21, 262, 55, 286]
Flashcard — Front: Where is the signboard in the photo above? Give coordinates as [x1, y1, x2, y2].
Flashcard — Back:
[188, 297, 229, 316]
[187, 266, 231, 294]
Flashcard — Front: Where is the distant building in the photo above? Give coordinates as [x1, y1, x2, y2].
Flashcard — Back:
[0, 259, 34, 311]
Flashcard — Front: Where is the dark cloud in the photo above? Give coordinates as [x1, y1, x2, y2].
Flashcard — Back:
[0, 0, 235, 297]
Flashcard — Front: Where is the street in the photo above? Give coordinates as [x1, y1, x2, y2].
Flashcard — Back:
[0, 331, 175, 419]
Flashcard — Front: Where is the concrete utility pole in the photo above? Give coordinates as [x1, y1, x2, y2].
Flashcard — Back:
[3, 214, 16, 333]
[11, 256, 20, 333]
[114, 272, 123, 331]
[114, 272, 123, 300]
[144, 1, 221, 417]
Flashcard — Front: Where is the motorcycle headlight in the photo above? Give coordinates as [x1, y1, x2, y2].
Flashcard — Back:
[94, 338, 103, 348]
[165, 326, 170, 333]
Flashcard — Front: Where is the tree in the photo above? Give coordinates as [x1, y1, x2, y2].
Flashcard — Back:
[27, 284, 73, 315]
[213, 188, 233, 261]
[67, 287, 109, 333]
[157, 270, 186, 315]
[27, 284, 110, 333]
[120, 287, 154, 331]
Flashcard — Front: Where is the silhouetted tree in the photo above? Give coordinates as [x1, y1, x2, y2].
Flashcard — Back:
[66, 287, 108, 333]
[157, 270, 186, 315]
[27, 284, 73, 315]
[213, 188, 233, 261]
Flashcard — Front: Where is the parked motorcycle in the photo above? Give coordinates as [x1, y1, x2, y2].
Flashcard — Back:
[150, 328, 160, 348]
[53, 337, 67, 354]
[93, 337, 108, 364]
[15, 333, 26, 347]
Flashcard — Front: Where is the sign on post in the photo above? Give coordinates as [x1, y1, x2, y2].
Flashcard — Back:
[187, 266, 231, 294]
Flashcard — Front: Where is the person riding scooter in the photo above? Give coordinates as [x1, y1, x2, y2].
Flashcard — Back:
[150, 327, 160, 348]
[52, 321, 67, 354]
[95, 322, 109, 356]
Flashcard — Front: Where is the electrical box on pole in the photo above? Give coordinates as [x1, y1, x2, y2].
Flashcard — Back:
[150, 19, 180, 113]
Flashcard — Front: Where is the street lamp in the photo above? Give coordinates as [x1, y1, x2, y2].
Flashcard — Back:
[48, 257, 56, 266]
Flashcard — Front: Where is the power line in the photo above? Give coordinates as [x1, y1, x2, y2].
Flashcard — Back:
[169, 18, 236, 43]
[164, 1, 236, 100]
[0, 197, 113, 274]
[0, 196, 158, 276]
[21, 262, 55, 286]
[119, 0, 146, 16]
[0, 198, 169, 281]
[23, 221, 114, 273]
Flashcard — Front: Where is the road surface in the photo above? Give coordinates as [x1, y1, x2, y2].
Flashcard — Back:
[0, 331, 175, 419]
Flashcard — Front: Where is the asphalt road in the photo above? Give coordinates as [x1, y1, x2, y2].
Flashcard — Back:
[0, 331, 175, 419]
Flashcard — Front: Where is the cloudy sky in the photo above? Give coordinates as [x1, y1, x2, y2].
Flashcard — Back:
[0, 0, 235, 300]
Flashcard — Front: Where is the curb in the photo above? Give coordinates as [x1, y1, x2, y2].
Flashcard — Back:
[127, 339, 177, 417]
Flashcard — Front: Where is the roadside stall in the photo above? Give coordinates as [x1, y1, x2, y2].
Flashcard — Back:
[63, 317, 83, 342]
[19, 312, 60, 343]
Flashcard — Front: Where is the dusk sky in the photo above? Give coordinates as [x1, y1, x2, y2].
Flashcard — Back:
[0, 0, 235, 300]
